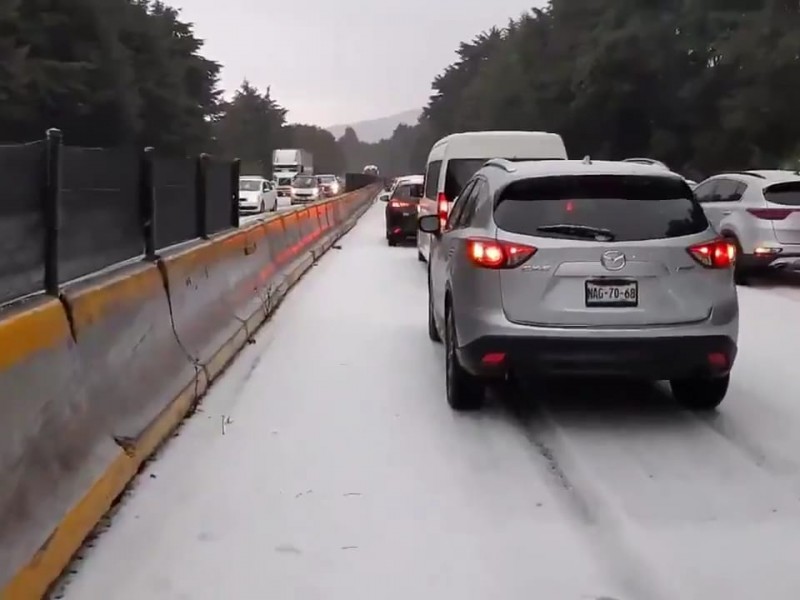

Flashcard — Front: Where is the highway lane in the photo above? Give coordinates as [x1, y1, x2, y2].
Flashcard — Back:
[55, 203, 800, 600]
[239, 195, 298, 224]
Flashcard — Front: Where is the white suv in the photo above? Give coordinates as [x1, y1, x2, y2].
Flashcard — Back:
[695, 170, 800, 283]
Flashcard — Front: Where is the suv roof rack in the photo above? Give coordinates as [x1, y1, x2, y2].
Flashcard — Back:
[484, 158, 517, 173]
[728, 171, 766, 179]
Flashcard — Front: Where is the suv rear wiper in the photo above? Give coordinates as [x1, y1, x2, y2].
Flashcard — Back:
[536, 224, 616, 241]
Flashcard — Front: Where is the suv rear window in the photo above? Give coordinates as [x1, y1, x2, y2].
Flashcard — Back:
[393, 183, 423, 200]
[764, 182, 800, 206]
[494, 175, 708, 242]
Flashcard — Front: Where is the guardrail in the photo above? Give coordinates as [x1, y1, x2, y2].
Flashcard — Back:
[0, 136, 379, 598]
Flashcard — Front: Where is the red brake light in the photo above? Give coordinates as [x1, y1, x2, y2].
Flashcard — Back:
[389, 200, 411, 208]
[687, 239, 736, 269]
[747, 208, 795, 220]
[437, 192, 449, 228]
[466, 237, 536, 269]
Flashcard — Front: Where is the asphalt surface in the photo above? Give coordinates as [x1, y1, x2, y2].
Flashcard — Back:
[55, 201, 800, 600]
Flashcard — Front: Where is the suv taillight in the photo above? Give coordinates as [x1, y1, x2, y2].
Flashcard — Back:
[437, 192, 449, 228]
[466, 238, 537, 269]
[747, 208, 796, 220]
[687, 239, 736, 269]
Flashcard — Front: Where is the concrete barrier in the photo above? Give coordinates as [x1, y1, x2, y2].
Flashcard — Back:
[0, 184, 378, 600]
[62, 262, 199, 441]
[0, 298, 95, 594]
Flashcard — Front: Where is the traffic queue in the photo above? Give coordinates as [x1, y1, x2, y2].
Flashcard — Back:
[377, 129, 800, 413]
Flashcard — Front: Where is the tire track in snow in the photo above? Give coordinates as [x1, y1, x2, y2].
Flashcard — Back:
[504, 388, 682, 600]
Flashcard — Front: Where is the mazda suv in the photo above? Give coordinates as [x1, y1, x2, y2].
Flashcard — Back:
[419, 158, 739, 412]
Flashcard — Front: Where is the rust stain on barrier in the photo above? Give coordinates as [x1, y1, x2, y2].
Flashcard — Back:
[0, 299, 72, 371]
[65, 264, 164, 332]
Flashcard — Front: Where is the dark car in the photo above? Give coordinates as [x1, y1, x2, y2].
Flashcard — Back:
[384, 176, 424, 246]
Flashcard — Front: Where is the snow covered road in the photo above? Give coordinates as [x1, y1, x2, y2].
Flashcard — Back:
[56, 203, 800, 600]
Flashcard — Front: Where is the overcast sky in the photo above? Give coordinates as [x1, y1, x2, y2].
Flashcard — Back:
[167, 0, 541, 126]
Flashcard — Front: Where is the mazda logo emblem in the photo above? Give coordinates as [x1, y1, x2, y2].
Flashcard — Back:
[601, 250, 626, 271]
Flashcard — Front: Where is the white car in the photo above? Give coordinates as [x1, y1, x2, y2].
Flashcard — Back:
[290, 174, 322, 204]
[238, 177, 277, 213]
[695, 170, 800, 283]
[317, 174, 341, 197]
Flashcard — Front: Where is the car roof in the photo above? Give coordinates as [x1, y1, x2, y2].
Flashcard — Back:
[427, 131, 567, 163]
[704, 170, 800, 186]
[394, 175, 424, 184]
[479, 159, 687, 182]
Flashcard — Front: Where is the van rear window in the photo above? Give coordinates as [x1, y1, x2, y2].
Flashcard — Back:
[444, 160, 487, 201]
[494, 175, 708, 242]
[764, 182, 800, 206]
[443, 158, 565, 201]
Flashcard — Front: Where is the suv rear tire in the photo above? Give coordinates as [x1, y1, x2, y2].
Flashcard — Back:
[445, 308, 483, 411]
[670, 374, 729, 411]
[726, 236, 751, 285]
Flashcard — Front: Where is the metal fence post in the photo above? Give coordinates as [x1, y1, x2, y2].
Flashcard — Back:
[196, 153, 209, 239]
[141, 147, 157, 259]
[231, 158, 241, 228]
[43, 128, 62, 295]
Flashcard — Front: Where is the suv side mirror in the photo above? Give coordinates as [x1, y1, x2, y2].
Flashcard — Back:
[379, 192, 390, 202]
[418, 214, 440, 234]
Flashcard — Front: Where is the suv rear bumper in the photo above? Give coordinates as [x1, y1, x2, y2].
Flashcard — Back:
[457, 334, 737, 380]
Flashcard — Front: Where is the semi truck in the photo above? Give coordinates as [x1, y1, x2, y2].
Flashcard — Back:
[273, 149, 313, 197]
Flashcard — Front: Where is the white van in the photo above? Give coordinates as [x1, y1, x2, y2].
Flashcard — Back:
[417, 131, 568, 262]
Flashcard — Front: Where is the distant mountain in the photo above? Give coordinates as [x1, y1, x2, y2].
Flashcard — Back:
[326, 108, 422, 143]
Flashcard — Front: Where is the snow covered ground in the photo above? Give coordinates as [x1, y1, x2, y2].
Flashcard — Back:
[55, 203, 800, 600]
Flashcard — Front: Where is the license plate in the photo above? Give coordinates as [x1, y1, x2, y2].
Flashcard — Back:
[585, 279, 638, 307]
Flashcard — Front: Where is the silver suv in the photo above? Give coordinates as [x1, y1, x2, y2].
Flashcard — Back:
[418, 159, 739, 412]
[694, 170, 800, 283]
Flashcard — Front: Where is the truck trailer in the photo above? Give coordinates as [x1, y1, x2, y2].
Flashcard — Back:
[273, 149, 314, 197]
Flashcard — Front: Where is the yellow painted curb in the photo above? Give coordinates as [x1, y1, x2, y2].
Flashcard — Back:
[1, 374, 204, 600]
